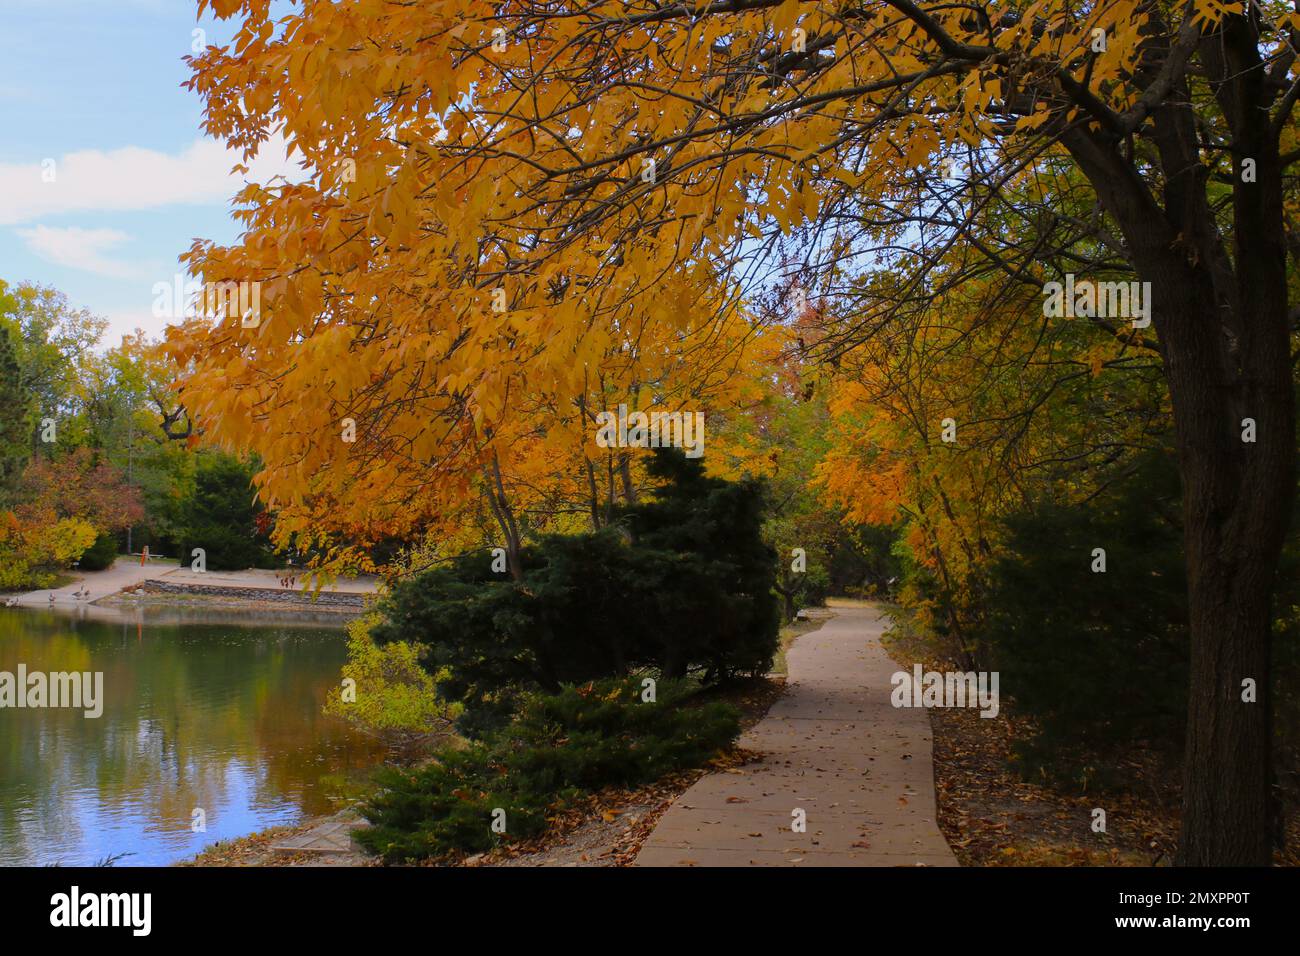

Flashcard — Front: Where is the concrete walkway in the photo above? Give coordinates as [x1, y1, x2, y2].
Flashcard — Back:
[636, 603, 957, 867]
[1, 557, 378, 609]
[1, 557, 169, 608]
[269, 812, 371, 865]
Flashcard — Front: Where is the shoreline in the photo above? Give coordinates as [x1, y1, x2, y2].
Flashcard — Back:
[179, 670, 801, 868]
[104, 581, 371, 616]
[2, 557, 381, 618]
[13, 569, 820, 867]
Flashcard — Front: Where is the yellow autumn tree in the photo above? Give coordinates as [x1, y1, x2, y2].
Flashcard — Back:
[815, 256, 1170, 664]
[171, 0, 1299, 864]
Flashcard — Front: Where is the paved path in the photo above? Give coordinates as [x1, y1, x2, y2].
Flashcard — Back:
[1, 557, 168, 608]
[1, 558, 378, 609]
[636, 603, 957, 867]
[269, 812, 371, 865]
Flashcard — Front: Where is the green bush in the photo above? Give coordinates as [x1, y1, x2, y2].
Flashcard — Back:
[76, 531, 119, 571]
[981, 450, 1188, 768]
[372, 448, 779, 735]
[178, 523, 274, 571]
[323, 615, 460, 744]
[354, 676, 740, 863]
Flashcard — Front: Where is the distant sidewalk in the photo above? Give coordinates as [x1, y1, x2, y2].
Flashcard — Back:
[2, 557, 378, 610]
[636, 603, 957, 867]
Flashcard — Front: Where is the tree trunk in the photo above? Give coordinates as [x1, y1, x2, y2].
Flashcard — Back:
[484, 453, 525, 582]
[1126, 247, 1292, 866]
[618, 452, 637, 505]
[1063, 89, 1295, 861]
[1169, 156, 1295, 865]
[584, 457, 602, 530]
[1148, 231, 1293, 864]
[1178, 530, 1279, 864]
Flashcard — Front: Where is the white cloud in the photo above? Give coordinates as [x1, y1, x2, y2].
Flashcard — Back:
[0, 136, 302, 226]
[17, 225, 147, 279]
[101, 308, 173, 347]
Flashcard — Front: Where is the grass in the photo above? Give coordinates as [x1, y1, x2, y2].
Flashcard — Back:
[116, 555, 180, 567]
[772, 616, 824, 676]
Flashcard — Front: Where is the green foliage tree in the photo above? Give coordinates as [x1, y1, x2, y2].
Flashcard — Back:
[0, 282, 105, 458]
[622, 450, 782, 678]
[828, 523, 905, 598]
[176, 452, 275, 571]
[0, 280, 261, 580]
[78, 334, 196, 555]
[0, 319, 33, 497]
[373, 448, 779, 735]
[741, 387, 838, 621]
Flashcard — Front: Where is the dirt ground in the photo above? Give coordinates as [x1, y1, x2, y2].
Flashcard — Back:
[880, 606, 1300, 866]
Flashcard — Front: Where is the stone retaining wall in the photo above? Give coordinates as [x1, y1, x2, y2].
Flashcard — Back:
[139, 579, 368, 608]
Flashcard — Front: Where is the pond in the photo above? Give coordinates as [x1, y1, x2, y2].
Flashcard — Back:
[0, 607, 384, 866]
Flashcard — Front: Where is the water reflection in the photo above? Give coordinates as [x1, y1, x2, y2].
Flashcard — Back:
[0, 608, 383, 866]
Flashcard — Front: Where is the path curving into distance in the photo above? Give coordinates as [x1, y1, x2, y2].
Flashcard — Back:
[636, 602, 958, 867]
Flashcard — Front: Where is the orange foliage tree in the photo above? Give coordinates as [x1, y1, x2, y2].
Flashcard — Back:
[170, 0, 1299, 864]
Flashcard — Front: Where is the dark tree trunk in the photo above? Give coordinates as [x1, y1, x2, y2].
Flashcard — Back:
[1170, 140, 1295, 867]
[584, 457, 602, 530]
[618, 451, 637, 505]
[1162, 254, 1292, 865]
[484, 452, 525, 582]
[662, 643, 686, 680]
[1176, 18, 1295, 864]
[1061, 27, 1296, 857]
[1110, 223, 1290, 867]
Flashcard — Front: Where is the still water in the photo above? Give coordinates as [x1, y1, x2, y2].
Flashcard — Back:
[0, 607, 383, 866]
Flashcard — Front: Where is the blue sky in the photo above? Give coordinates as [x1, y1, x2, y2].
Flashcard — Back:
[0, 0, 297, 346]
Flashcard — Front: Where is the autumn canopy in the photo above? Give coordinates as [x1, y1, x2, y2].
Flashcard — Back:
[167, 0, 1300, 865]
